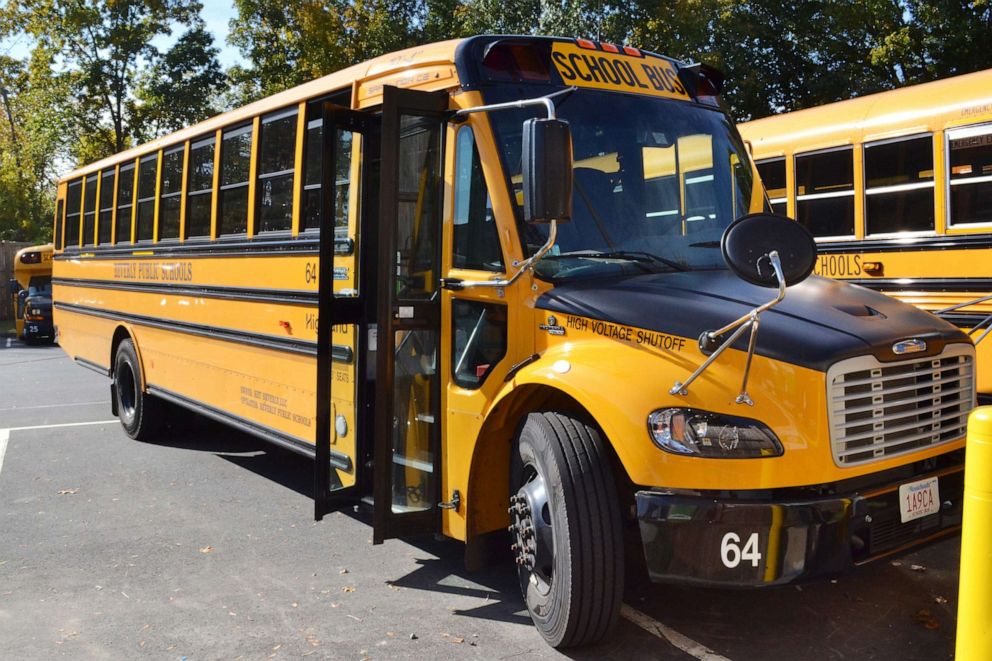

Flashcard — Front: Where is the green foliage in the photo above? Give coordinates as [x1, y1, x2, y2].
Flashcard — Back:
[0, 0, 227, 240]
[133, 23, 227, 140]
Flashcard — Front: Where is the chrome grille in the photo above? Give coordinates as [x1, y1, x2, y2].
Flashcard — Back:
[827, 344, 974, 466]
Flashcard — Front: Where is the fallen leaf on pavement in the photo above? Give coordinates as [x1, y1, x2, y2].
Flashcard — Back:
[342, 586, 355, 593]
[57, 489, 79, 495]
[910, 564, 927, 572]
[199, 546, 214, 554]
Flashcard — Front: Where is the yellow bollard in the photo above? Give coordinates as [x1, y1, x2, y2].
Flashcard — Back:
[956, 406, 992, 660]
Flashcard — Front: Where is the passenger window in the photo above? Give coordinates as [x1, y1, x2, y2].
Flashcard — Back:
[453, 127, 503, 272]
[65, 179, 81, 248]
[115, 163, 135, 244]
[795, 148, 854, 237]
[219, 125, 253, 235]
[98, 169, 115, 245]
[451, 300, 507, 388]
[864, 135, 934, 235]
[756, 158, 787, 215]
[136, 154, 158, 242]
[159, 146, 184, 241]
[302, 110, 355, 234]
[186, 136, 215, 238]
[54, 199, 64, 249]
[83, 175, 98, 246]
[302, 116, 323, 231]
[257, 109, 297, 232]
[948, 124, 992, 226]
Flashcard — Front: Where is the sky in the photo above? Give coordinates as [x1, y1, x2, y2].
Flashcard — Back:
[0, 1, 245, 69]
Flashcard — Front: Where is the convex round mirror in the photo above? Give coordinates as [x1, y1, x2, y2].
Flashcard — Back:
[721, 213, 817, 287]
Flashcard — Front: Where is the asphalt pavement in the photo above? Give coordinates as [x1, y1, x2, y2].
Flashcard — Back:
[0, 338, 962, 659]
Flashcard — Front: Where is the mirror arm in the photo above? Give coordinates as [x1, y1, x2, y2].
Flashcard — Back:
[442, 220, 558, 290]
[670, 251, 786, 403]
[935, 294, 992, 346]
[452, 87, 575, 122]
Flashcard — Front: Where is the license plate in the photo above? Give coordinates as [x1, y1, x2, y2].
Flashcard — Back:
[899, 477, 940, 523]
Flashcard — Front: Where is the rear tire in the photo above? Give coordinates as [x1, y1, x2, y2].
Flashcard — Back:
[114, 339, 163, 440]
[509, 412, 623, 648]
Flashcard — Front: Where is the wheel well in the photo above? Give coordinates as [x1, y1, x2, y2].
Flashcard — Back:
[109, 326, 133, 377]
[465, 384, 633, 540]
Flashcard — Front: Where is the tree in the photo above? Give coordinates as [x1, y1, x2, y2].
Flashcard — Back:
[0, 0, 216, 159]
[133, 23, 227, 141]
[0, 47, 73, 241]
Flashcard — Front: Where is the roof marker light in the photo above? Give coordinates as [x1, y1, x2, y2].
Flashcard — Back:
[600, 43, 620, 53]
[576, 38, 597, 50]
[622, 46, 643, 57]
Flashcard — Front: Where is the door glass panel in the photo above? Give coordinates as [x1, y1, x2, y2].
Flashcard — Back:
[395, 116, 442, 300]
[390, 328, 437, 513]
[334, 128, 360, 297]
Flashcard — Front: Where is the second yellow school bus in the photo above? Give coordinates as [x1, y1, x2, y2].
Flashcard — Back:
[53, 36, 974, 647]
[739, 68, 992, 399]
[11, 243, 54, 342]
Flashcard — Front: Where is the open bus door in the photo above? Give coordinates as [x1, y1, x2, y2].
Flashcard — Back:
[314, 87, 449, 543]
[372, 87, 448, 543]
[314, 102, 377, 519]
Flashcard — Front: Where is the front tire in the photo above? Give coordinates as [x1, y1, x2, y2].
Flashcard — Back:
[510, 412, 623, 648]
[114, 339, 163, 440]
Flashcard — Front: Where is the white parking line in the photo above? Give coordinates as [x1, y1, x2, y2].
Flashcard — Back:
[621, 604, 731, 661]
[0, 420, 117, 478]
[4, 420, 118, 433]
[0, 401, 105, 412]
[0, 429, 8, 478]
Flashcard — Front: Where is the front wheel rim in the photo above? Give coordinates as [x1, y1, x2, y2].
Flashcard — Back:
[510, 463, 555, 598]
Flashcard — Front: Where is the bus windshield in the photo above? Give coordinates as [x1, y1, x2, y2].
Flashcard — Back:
[488, 89, 755, 279]
[28, 276, 52, 298]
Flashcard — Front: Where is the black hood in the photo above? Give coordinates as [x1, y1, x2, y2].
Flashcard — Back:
[537, 271, 970, 371]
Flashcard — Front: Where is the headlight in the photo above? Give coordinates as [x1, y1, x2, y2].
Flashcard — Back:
[647, 408, 784, 458]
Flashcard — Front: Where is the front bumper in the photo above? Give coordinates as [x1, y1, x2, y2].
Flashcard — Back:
[636, 466, 963, 587]
[23, 318, 54, 340]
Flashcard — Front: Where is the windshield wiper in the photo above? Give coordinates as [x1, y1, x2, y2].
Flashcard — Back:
[547, 250, 687, 272]
[688, 241, 720, 248]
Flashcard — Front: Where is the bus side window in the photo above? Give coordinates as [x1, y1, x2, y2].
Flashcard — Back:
[219, 124, 253, 236]
[159, 146, 184, 241]
[82, 174, 98, 246]
[451, 300, 507, 389]
[98, 168, 115, 245]
[795, 147, 855, 238]
[302, 116, 323, 231]
[115, 163, 135, 244]
[864, 135, 934, 235]
[136, 154, 158, 242]
[65, 179, 82, 248]
[54, 198, 64, 250]
[756, 158, 787, 215]
[257, 108, 297, 233]
[453, 127, 504, 272]
[948, 124, 992, 226]
[186, 136, 215, 239]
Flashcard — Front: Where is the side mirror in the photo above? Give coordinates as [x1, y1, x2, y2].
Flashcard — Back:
[721, 213, 817, 288]
[522, 118, 573, 224]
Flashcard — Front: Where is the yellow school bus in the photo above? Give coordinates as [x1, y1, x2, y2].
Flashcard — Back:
[11, 243, 54, 342]
[739, 68, 992, 400]
[52, 36, 974, 647]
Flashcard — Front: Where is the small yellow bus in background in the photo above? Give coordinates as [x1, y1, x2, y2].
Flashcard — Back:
[10, 243, 54, 343]
[739, 69, 992, 400]
[52, 36, 975, 647]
